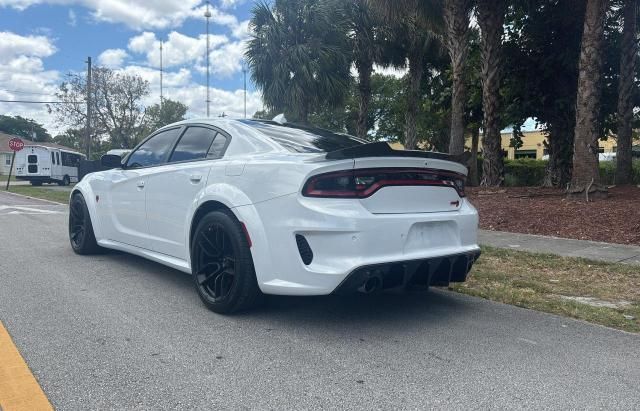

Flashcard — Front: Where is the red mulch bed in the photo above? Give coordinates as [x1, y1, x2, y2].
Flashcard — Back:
[467, 185, 640, 246]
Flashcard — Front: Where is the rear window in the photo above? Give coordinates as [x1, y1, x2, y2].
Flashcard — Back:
[240, 120, 365, 153]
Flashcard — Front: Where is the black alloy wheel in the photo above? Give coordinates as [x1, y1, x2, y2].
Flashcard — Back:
[191, 210, 262, 314]
[68, 193, 101, 254]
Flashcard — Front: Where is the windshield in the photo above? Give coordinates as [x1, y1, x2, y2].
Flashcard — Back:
[240, 120, 366, 153]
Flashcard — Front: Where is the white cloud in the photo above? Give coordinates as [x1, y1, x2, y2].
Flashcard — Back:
[207, 40, 245, 77]
[128, 30, 245, 78]
[0, 31, 57, 59]
[0, 0, 243, 31]
[0, 31, 61, 134]
[218, 0, 247, 9]
[117, 63, 261, 119]
[97, 48, 128, 68]
[68, 9, 76, 26]
[129, 31, 228, 69]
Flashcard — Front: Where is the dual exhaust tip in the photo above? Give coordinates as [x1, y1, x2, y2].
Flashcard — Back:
[358, 271, 383, 294]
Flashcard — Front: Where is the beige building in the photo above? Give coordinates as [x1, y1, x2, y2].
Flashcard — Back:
[465, 130, 617, 160]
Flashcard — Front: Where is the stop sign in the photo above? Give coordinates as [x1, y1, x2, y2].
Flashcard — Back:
[8, 138, 24, 152]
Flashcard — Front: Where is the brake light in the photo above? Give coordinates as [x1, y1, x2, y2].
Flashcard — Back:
[302, 168, 466, 198]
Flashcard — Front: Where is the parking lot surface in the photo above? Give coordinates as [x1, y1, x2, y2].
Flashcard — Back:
[0, 190, 639, 409]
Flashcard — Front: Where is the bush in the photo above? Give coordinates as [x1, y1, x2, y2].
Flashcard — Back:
[503, 159, 548, 187]
[474, 158, 640, 187]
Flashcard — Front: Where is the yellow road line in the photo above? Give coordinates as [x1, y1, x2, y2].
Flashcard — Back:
[0, 321, 53, 411]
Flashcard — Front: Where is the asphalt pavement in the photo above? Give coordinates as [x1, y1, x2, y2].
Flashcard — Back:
[0, 190, 639, 410]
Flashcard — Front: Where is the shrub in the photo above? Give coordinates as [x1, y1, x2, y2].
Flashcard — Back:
[472, 158, 640, 187]
[503, 159, 548, 187]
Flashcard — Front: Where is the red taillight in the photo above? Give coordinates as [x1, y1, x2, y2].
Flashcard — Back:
[302, 168, 466, 198]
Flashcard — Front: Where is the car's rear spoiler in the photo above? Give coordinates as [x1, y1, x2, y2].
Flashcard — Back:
[326, 142, 471, 165]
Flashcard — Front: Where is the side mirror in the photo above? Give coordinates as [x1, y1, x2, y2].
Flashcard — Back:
[101, 154, 123, 169]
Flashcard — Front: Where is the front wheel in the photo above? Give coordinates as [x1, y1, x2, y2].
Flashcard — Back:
[69, 193, 101, 254]
[59, 175, 70, 186]
[191, 210, 262, 314]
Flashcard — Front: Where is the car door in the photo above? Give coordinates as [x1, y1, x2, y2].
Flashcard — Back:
[100, 127, 183, 249]
[145, 126, 229, 260]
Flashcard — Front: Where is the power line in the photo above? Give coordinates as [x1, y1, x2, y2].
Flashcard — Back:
[0, 88, 55, 96]
[0, 99, 83, 104]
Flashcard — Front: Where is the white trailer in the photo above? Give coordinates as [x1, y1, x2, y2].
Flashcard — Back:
[14, 145, 85, 186]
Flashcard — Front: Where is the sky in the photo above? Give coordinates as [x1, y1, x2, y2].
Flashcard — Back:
[0, 0, 263, 135]
[0, 0, 536, 137]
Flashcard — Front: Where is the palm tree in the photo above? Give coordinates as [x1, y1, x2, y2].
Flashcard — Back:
[366, 0, 442, 149]
[615, 0, 637, 185]
[476, 0, 505, 186]
[569, 0, 610, 199]
[443, 0, 472, 155]
[245, 0, 351, 124]
[348, 1, 384, 140]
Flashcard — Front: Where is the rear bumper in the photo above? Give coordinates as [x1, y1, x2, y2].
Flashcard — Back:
[235, 193, 481, 296]
[333, 250, 481, 294]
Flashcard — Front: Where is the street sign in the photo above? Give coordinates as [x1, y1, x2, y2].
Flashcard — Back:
[5, 138, 23, 190]
[8, 138, 24, 152]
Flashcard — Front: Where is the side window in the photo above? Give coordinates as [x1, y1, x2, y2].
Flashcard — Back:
[207, 134, 229, 159]
[51, 152, 55, 164]
[169, 127, 217, 163]
[56, 152, 60, 165]
[126, 128, 182, 168]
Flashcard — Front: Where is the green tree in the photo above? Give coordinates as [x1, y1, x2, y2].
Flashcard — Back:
[0, 115, 51, 142]
[348, 0, 385, 139]
[52, 128, 84, 151]
[368, 0, 443, 150]
[614, 0, 638, 185]
[50, 66, 150, 149]
[502, 0, 586, 187]
[142, 99, 188, 137]
[477, 0, 506, 186]
[443, 0, 472, 155]
[246, 0, 351, 124]
[569, 0, 611, 199]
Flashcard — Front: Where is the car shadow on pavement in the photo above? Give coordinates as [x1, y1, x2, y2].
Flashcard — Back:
[97, 250, 471, 331]
[254, 290, 471, 329]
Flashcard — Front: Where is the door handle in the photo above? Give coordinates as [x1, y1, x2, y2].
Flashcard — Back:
[136, 180, 145, 188]
[189, 174, 202, 183]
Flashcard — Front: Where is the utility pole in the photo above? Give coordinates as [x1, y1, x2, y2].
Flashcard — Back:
[160, 40, 164, 109]
[85, 56, 92, 159]
[242, 61, 247, 118]
[204, 1, 212, 118]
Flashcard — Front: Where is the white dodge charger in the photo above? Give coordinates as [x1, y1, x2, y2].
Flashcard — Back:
[69, 119, 480, 313]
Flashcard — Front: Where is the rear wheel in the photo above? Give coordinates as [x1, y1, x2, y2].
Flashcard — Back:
[59, 175, 70, 186]
[69, 193, 101, 254]
[31, 181, 42, 186]
[191, 210, 262, 314]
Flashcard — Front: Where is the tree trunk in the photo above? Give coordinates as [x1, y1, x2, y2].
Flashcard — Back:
[356, 59, 373, 140]
[443, 0, 471, 155]
[543, 119, 575, 188]
[569, 0, 610, 200]
[404, 48, 424, 150]
[615, 0, 637, 185]
[468, 127, 480, 186]
[477, 0, 505, 187]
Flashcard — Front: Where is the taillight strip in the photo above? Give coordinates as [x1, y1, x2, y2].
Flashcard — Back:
[303, 168, 466, 199]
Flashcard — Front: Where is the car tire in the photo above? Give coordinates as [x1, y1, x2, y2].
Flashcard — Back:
[59, 175, 70, 186]
[69, 193, 102, 255]
[31, 181, 42, 186]
[191, 210, 262, 314]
